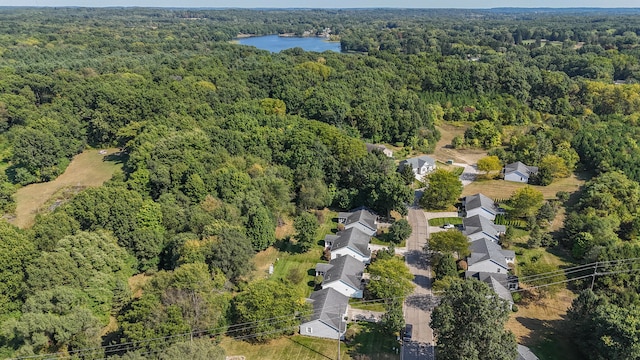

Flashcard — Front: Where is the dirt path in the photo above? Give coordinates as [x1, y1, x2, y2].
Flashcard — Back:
[10, 148, 122, 228]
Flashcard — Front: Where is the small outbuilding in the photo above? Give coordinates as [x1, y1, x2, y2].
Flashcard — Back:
[503, 161, 538, 183]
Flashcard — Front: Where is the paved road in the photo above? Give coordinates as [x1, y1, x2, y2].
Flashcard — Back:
[403, 208, 436, 360]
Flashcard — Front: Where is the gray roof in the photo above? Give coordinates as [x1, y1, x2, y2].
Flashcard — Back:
[322, 254, 365, 290]
[504, 161, 538, 176]
[517, 344, 539, 360]
[330, 227, 372, 258]
[464, 193, 498, 216]
[463, 215, 506, 238]
[366, 143, 389, 153]
[466, 272, 513, 304]
[307, 288, 349, 331]
[468, 238, 510, 268]
[400, 155, 435, 171]
[315, 263, 333, 274]
[337, 207, 378, 233]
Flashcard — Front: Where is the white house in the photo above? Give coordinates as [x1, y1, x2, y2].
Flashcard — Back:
[466, 238, 515, 274]
[462, 215, 506, 243]
[324, 227, 372, 263]
[399, 155, 436, 181]
[366, 143, 393, 158]
[503, 161, 539, 183]
[315, 254, 365, 298]
[337, 207, 378, 236]
[299, 288, 349, 340]
[462, 193, 502, 221]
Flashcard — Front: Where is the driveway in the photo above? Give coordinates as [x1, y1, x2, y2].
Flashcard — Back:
[347, 308, 384, 323]
[403, 207, 436, 360]
[455, 162, 479, 186]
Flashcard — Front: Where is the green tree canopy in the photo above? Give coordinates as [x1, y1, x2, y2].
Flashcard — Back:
[431, 280, 517, 360]
[427, 230, 470, 259]
[419, 169, 463, 210]
[388, 218, 412, 244]
[294, 211, 319, 252]
[367, 257, 415, 300]
[507, 186, 544, 218]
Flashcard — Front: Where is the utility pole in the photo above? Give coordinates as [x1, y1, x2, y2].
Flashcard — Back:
[590, 261, 598, 291]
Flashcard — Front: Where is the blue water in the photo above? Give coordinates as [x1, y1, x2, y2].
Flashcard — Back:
[236, 35, 342, 53]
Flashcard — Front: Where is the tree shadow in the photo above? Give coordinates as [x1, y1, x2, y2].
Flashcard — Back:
[404, 249, 429, 270]
[405, 294, 438, 311]
[103, 151, 127, 164]
[515, 316, 568, 345]
[274, 237, 303, 254]
[411, 274, 432, 291]
[403, 341, 435, 360]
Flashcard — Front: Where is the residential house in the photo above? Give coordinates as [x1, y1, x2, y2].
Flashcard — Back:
[399, 155, 436, 181]
[315, 254, 365, 298]
[324, 227, 372, 263]
[465, 271, 517, 307]
[466, 237, 515, 274]
[517, 344, 540, 360]
[503, 161, 539, 183]
[462, 193, 502, 221]
[462, 215, 506, 242]
[299, 288, 349, 340]
[337, 207, 378, 236]
[366, 143, 393, 158]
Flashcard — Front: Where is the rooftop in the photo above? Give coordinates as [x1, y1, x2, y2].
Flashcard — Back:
[330, 227, 372, 257]
[322, 254, 365, 290]
[307, 288, 349, 331]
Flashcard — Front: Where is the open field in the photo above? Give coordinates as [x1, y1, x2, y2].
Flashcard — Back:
[432, 123, 488, 165]
[506, 288, 577, 360]
[461, 172, 588, 200]
[10, 148, 123, 228]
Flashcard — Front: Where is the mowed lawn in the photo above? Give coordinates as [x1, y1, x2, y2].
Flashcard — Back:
[11, 148, 123, 228]
[461, 172, 588, 200]
[221, 335, 350, 360]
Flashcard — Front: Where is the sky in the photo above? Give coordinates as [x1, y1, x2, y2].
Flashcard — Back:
[8, 0, 640, 8]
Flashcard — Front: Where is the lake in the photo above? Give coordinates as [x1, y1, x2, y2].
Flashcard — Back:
[236, 35, 342, 53]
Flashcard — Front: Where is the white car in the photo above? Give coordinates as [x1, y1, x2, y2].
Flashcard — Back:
[443, 223, 455, 229]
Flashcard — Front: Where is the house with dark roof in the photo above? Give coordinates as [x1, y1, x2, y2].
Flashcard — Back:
[324, 227, 372, 263]
[465, 271, 516, 306]
[337, 207, 378, 236]
[467, 237, 515, 274]
[366, 143, 393, 158]
[503, 161, 539, 183]
[299, 288, 349, 340]
[399, 155, 436, 181]
[462, 215, 506, 242]
[462, 193, 502, 221]
[315, 255, 365, 298]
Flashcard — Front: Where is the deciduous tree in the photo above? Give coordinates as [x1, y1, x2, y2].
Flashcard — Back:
[419, 169, 463, 210]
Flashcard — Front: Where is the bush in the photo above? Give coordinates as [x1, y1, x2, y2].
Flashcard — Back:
[512, 292, 522, 303]
[322, 248, 331, 261]
[511, 304, 519, 312]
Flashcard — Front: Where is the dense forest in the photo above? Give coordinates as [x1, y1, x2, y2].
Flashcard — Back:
[0, 7, 640, 359]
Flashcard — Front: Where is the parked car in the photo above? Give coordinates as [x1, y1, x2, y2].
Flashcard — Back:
[403, 324, 413, 341]
[443, 223, 455, 229]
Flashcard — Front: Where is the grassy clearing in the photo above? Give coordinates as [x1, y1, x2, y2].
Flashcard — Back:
[251, 209, 337, 296]
[220, 335, 350, 360]
[461, 172, 587, 200]
[11, 148, 124, 228]
[506, 288, 577, 360]
[346, 322, 400, 360]
[427, 217, 462, 227]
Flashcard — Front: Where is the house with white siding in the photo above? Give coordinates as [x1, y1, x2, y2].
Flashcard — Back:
[399, 155, 436, 181]
[466, 238, 515, 274]
[462, 215, 506, 242]
[462, 193, 502, 221]
[465, 271, 516, 307]
[299, 288, 349, 340]
[324, 227, 372, 263]
[503, 161, 539, 183]
[315, 255, 365, 298]
[337, 207, 378, 236]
